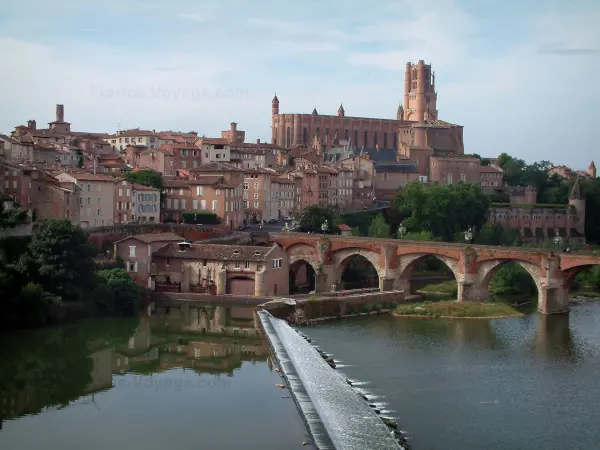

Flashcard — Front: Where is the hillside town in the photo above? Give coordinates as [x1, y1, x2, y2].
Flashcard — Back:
[0, 61, 595, 243]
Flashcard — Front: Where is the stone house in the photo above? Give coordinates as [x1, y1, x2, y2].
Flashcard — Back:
[150, 242, 289, 296]
[113, 232, 183, 287]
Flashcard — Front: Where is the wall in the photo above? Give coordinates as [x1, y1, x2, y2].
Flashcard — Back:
[429, 155, 480, 184]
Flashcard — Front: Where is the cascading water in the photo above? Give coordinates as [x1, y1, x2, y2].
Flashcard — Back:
[259, 311, 403, 450]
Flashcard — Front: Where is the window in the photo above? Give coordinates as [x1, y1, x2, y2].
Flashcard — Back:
[460, 174, 466, 182]
[212, 200, 218, 210]
[179, 188, 184, 195]
[129, 246, 136, 257]
[193, 199, 198, 209]
[197, 186, 204, 196]
[118, 188, 122, 196]
[234, 261, 240, 269]
[245, 261, 250, 269]
[181, 199, 186, 209]
[127, 261, 138, 272]
[96, 209, 100, 216]
[243, 182, 249, 190]
[272, 258, 282, 269]
[254, 201, 259, 208]
[364, 131, 368, 147]
[254, 193, 259, 199]
[383, 172, 389, 181]
[201, 199, 206, 210]
[216, 189, 220, 196]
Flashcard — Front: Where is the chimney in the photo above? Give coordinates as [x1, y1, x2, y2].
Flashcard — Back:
[56, 104, 64, 122]
[27, 119, 36, 130]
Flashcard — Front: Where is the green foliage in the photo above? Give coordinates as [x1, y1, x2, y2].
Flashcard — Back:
[403, 230, 438, 241]
[75, 149, 84, 168]
[489, 263, 537, 296]
[368, 213, 390, 238]
[95, 268, 141, 316]
[394, 182, 490, 242]
[0, 203, 28, 229]
[342, 209, 380, 236]
[20, 219, 98, 302]
[474, 223, 521, 246]
[573, 266, 600, 289]
[181, 211, 220, 225]
[125, 169, 164, 191]
[351, 226, 361, 236]
[298, 205, 342, 234]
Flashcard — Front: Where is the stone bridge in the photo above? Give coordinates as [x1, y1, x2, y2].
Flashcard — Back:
[270, 232, 600, 315]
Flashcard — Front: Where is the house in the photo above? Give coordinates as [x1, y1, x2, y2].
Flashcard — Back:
[113, 233, 184, 287]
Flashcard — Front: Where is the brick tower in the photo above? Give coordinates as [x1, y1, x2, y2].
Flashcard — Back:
[403, 60, 438, 121]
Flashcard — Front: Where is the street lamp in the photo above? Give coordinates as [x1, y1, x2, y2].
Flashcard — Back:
[554, 231, 563, 249]
[321, 219, 329, 236]
[464, 227, 473, 244]
[398, 222, 406, 240]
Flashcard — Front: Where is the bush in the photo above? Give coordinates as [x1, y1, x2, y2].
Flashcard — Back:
[362, 303, 374, 313]
[95, 269, 141, 316]
[181, 212, 221, 225]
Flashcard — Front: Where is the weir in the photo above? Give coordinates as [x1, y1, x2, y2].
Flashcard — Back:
[258, 311, 402, 450]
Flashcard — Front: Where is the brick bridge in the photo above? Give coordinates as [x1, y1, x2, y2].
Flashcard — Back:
[270, 232, 600, 315]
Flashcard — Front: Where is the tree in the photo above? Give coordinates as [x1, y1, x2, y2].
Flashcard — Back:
[298, 205, 342, 234]
[368, 213, 390, 238]
[20, 219, 97, 301]
[95, 268, 141, 316]
[75, 149, 85, 168]
[394, 182, 490, 242]
[0, 203, 28, 229]
[473, 223, 521, 246]
[125, 169, 164, 191]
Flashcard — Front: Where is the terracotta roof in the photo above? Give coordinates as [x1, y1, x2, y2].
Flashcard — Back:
[158, 143, 199, 152]
[132, 183, 159, 191]
[189, 162, 243, 172]
[198, 138, 230, 145]
[272, 177, 294, 184]
[164, 179, 190, 188]
[153, 243, 274, 261]
[338, 224, 352, 231]
[63, 173, 116, 181]
[187, 176, 223, 185]
[116, 233, 183, 244]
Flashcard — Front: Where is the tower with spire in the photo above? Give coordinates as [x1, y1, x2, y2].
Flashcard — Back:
[588, 161, 596, 178]
[271, 93, 279, 116]
[397, 102, 404, 120]
[338, 103, 345, 117]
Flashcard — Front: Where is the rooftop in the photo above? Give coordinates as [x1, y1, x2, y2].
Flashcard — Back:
[153, 243, 274, 261]
[116, 233, 183, 244]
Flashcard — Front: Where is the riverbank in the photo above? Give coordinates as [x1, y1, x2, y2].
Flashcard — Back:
[394, 300, 525, 319]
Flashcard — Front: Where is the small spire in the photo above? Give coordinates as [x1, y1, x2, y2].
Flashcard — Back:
[272, 93, 279, 102]
[312, 107, 318, 115]
[569, 177, 582, 200]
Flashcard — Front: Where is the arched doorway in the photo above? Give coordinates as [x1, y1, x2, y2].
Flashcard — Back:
[289, 260, 315, 294]
[226, 276, 255, 296]
[338, 254, 378, 290]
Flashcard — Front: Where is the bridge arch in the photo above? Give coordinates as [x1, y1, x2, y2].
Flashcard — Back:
[473, 259, 543, 302]
[562, 263, 600, 293]
[289, 258, 317, 294]
[396, 253, 460, 294]
[332, 248, 383, 290]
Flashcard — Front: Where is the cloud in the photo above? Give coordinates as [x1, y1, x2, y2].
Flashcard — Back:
[179, 13, 208, 23]
[0, 0, 599, 168]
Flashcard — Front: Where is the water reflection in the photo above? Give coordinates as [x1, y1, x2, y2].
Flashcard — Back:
[0, 305, 268, 428]
[533, 314, 577, 361]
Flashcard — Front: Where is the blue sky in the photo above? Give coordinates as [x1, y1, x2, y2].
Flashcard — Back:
[0, 0, 598, 168]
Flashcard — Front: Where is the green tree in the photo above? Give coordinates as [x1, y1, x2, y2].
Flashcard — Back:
[403, 230, 438, 241]
[75, 149, 85, 168]
[298, 205, 342, 234]
[95, 268, 141, 315]
[125, 169, 164, 191]
[473, 223, 521, 246]
[394, 182, 490, 242]
[368, 213, 390, 238]
[20, 219, 97, 301]
[0, 203, 28, 229]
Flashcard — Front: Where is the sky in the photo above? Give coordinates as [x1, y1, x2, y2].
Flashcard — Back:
[0, 0, 598, 169]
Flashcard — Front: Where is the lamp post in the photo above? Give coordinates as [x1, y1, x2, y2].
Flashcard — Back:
[464, 227, 473, 244]
[554, 232, 563, 250]
[398, 222, 406, 241]
[321, 219, 329, 236]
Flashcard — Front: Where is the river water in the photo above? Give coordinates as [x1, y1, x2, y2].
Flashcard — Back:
[300, 301, 600, 450]
[0, 310, 309, 450]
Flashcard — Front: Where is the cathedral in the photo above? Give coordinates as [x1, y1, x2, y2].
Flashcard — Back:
[271, 60, 464, 168]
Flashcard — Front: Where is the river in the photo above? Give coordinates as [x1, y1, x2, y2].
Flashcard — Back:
[0, 309, 308, 450]
[300, 300, 600, 450]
